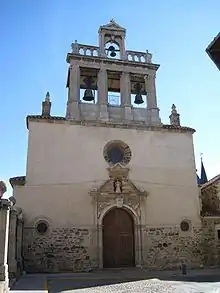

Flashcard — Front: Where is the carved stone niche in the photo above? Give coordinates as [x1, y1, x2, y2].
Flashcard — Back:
[89, 163, 148, 219]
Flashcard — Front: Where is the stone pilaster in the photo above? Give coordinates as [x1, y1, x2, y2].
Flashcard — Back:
[98, 33, 105, 57]
[120, 33, 126, 60]
[97, 68, 109, 121]
[120, 72, 133, 121]
[66, 65, 80, 120]
[0, 199, 11, 293]
[8, 208, 17, 279]
[145, 73, 161, 125]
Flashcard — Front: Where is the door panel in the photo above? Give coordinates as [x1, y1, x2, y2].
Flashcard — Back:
[103, 208, 134, 268]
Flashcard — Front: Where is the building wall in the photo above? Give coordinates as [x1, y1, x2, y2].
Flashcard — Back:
[14, 120, 202, 272]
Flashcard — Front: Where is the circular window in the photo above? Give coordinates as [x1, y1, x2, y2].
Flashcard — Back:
[36, 221, 49, 235]
[103, 141, 131, 165]
[180, 220, 190, 232]
[107, 146, 124, 164]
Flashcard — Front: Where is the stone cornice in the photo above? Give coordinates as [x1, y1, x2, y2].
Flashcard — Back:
[26, 115, 196, 134]
[66, 53, 160, 71]
[9, 176, 26, 187]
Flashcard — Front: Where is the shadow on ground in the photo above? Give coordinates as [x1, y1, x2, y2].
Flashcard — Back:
[10, 268, 220, 292]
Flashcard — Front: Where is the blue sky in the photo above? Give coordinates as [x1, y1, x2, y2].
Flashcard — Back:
[1, 1, 220, 197]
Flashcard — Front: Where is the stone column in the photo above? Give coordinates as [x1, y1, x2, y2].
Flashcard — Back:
[98, 68, 109, 121]
[120, 72, 133, 121]
[145, 72, 157, 109]
[8, 208, 17, 280]
[66, 65, 80, 120]
[145, 72, 161, 125]
[0, 200, 11, 293]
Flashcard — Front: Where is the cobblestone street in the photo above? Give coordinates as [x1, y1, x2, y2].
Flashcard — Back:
[10, 269, 220, 293]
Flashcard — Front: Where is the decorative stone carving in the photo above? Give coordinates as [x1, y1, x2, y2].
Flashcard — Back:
[90, 163, 148, 223]
[114, 178, 123, 193]
[116, 196, 124, 208]
[169, 104, 180, 126]
[42, 92, 51, 117]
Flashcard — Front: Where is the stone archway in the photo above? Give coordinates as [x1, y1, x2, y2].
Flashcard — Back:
[102, 207, 135, 268]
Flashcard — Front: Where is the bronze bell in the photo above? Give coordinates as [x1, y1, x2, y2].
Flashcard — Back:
[134, 82, 144, 104]
[110, 51, 116, 57]
[83, 89, 94, 101]
[134, 94, 144, 104]
[108, 45, 117, 58]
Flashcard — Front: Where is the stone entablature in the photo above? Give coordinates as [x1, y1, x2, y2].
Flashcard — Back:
[66, 52, 156, 70]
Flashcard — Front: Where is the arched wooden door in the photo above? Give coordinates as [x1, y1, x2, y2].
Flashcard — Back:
[103, 208, 135, 268]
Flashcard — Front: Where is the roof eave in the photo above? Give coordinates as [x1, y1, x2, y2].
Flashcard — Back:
[206, 32, 220, 70]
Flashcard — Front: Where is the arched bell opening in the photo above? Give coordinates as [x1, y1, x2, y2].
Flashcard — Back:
[131, 94, 147, 108]
[80, 68, 98, 103]
[130, 76, 147, 108]
[80, 89, 98, 104]
[102, 207, 135, 268]
[105, 41, 121, 60]
[107, 71, 121, 106]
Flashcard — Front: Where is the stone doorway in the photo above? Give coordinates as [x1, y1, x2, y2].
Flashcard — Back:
[102, 207, 135, 268]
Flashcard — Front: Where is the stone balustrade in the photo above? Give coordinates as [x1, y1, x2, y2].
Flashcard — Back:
[71, 42, 99, 57]
[126, 50, 152, 63]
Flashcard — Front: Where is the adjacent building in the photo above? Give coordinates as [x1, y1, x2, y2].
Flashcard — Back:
[206, 32, 220, 70]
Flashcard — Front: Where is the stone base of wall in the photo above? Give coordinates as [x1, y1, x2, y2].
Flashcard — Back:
[22, 221, 220, 272]
[23, 227, 92, 273]
[22, 223, 207, 273]
[142, 226, 203, 270]
[201, 217, 220, 267]
[0, 281, 9, 293]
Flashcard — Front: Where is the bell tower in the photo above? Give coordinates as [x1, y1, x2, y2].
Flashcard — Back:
[66, 19, 161, 125]
[98, 18, 126, 59]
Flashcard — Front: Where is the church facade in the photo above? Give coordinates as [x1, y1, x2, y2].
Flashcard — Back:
[8, 20, 220, 273]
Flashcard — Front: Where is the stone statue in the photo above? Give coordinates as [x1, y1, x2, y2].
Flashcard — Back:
[0, 181, 6, 198]
[114, 179, 122, 193]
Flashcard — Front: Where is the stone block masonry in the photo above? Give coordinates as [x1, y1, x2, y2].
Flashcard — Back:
[201, 217, 220, 266]
[22, 224, 207, 273]
[142, 226, 203, 270]
[23, 227, 91, 273]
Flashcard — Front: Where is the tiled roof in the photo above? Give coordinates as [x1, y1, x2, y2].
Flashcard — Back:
[26, 115, 195, 133]
[9, 176, 26, 187]
[201, 174, 220, 190]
